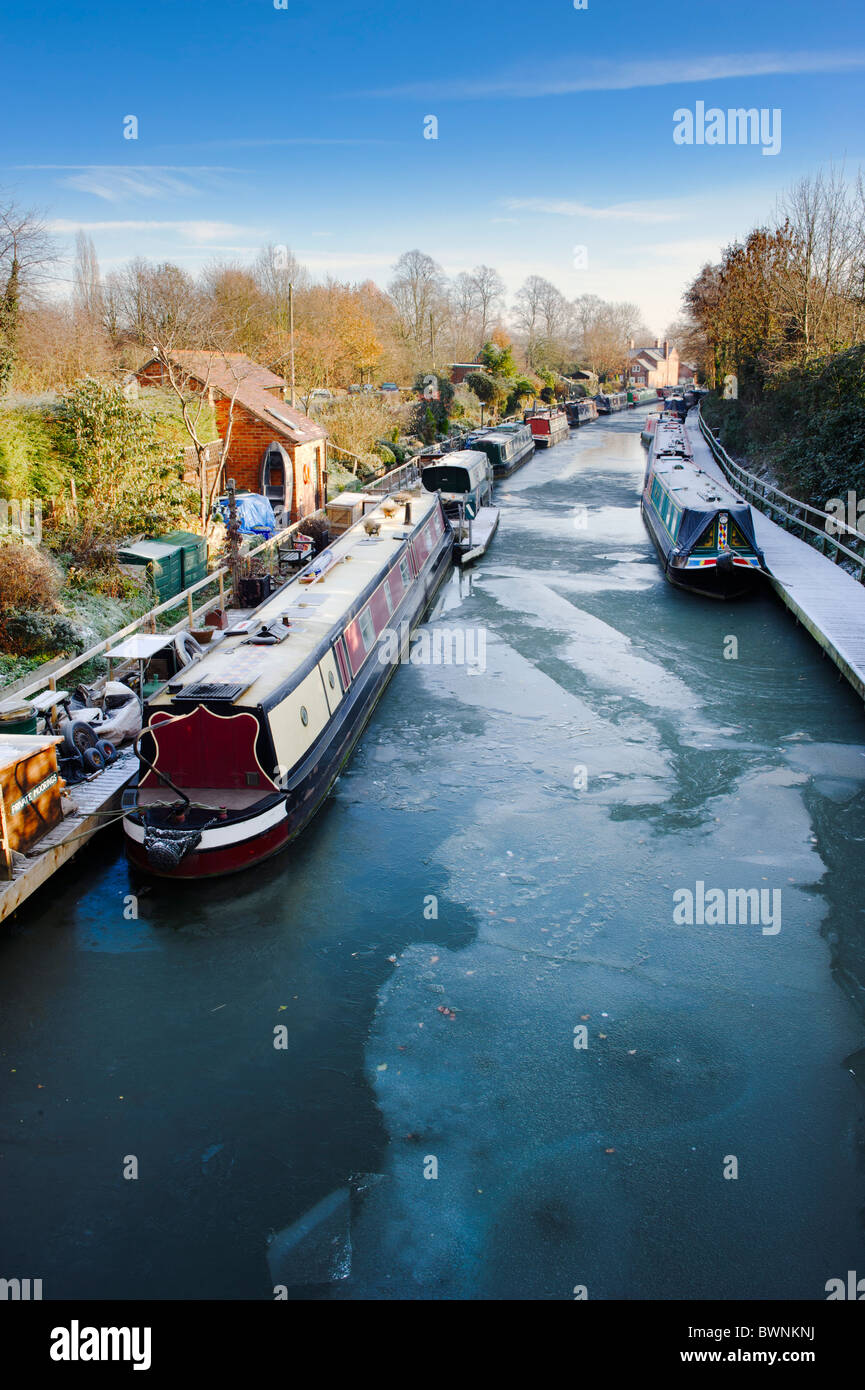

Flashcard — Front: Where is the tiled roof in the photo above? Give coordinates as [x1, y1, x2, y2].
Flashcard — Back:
[139, 351, 327, 444]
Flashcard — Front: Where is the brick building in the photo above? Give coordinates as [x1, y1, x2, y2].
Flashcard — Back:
[627, 339, 680, 390]
[135, 351, 328, 523]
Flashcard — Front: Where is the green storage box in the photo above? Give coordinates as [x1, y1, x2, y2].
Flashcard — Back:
[118, 540, 183, 603]
[156, 531, 208, 589]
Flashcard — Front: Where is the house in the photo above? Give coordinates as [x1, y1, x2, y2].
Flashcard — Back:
[449, 362, 485, 385]
[627, 339, 680, 390]
[135, 351, 328, 524]
[678, 361, 698, 386]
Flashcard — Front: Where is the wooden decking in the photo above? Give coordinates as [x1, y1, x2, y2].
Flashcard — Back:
[687, 416, 865, 703]
[0, 748, 137, 924]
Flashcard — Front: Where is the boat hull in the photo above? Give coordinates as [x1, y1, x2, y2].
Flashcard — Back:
[491, 440, 535, 477]
[123, 526, 454, 879]
[640, 499, 763, 600]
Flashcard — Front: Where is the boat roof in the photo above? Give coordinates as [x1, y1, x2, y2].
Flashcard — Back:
[422, 450, 490, 493]
[148, 488, 440, 712]
[652, 420, 748, 511]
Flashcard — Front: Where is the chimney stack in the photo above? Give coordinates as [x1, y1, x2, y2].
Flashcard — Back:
[629, 337, 634, 350]
[654, 338, 660, 349]
[663, 339, 669, 358]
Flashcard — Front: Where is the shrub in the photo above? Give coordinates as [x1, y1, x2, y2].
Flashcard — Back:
[373, 442, 396, 466]
[0, 539, 61, 612]
[0, 610, 87, 657]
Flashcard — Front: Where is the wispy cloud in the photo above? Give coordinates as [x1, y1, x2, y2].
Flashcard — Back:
[504, 197, 678, 224]
[359, 49, 865, 100]
[209, 137, 394, 149]
[18, 165, 239, 202]
[47, 218, 262, 244]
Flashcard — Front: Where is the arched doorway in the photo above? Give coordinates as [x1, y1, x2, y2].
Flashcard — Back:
[260, 442, 293, 527]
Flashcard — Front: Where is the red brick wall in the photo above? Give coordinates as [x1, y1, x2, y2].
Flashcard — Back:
[217, 401, 323, 521]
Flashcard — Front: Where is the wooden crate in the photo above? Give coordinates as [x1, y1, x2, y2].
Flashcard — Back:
[0, 735, 64, 876]
[326, 491, 379, 536]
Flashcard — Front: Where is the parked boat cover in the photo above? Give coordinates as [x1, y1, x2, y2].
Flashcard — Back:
[676, 502, 760, 553]
[218, 492, 278, 535]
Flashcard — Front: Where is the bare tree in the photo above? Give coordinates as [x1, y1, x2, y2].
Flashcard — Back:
[0, 198, 56, 392]
[388, 249, 447, 368]
[72, 231, 104, 325]
[467, 264, 505, 344]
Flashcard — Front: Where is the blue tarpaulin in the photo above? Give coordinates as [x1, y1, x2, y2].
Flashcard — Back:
[218, 492, 278, 537]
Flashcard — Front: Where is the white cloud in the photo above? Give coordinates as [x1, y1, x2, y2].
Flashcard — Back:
[47, 218, 262, 244]
[19, 165, 239, 203]
[361, 49, 865, 100]
[504, 197, 678, 223]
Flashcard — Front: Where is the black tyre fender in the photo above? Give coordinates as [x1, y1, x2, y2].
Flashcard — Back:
[82, 746, 106, 774]
[97, 739, 118, 764]
[62, 720, 100, 758]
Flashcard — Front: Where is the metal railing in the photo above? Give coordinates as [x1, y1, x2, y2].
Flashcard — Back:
[362, 459, 422, 495]
[697, 404, 865, 584]
[1, 513, 323, 703]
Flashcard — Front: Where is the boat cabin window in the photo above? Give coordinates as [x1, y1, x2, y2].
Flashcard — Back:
[358, 608, 375, 651]
[399, 557, 411, 587]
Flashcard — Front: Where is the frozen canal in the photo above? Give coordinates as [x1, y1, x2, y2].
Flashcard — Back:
[2, 407, 865, 1300]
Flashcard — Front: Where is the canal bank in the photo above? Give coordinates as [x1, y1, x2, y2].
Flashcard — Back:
[1, 408, 864, 1299]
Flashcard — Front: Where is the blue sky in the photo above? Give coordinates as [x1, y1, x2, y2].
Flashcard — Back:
[2, 0, 864, 332]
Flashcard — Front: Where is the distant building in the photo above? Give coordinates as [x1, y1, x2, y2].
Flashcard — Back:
[678, 361, 698, 386]
[449, 362, 485, 385]
[628, 339, 680, 390]
[135, 351, 327, 523]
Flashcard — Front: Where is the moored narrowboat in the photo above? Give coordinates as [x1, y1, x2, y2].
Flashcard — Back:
[564, 399, 598, 426]
[595, 391, 628, 414]
[641, 414, 766, 600]
[523, 406, 569, 447]
[465, 423, 535, 478]
[122, 488, 453, 878]
[421, 449, 500, 564]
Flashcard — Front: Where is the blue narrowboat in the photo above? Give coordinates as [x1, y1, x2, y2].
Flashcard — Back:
[641, 414, 766, 599]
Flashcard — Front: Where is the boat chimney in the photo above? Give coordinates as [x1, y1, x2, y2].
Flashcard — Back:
[404, 500, 412, 524]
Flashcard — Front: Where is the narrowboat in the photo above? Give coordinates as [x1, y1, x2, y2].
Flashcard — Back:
[564, 399, 598, 426]
[122, 488, 453, 878]
[595, 391, 628, 414]
[627, 387, 658, 407]
[421, 449, 500, 565]
[641, 414, 766, 600]
[465, 423, 535, 478]
[523, 406, 569, 447]
[640, 411, 660, 447]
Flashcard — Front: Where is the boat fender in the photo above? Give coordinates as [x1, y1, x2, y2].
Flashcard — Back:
[174, 633, 204, 668]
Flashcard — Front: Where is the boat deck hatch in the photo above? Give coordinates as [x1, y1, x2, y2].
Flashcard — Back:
[174, 680, 251, 702]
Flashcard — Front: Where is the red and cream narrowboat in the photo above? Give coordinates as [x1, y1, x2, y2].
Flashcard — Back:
[523, 406, 569, 447]
[122, 488, 453, 878]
